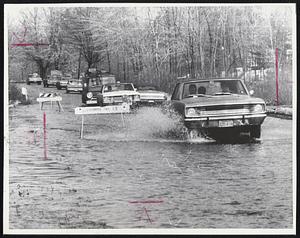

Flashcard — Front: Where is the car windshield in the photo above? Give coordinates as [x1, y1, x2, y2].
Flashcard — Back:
[182, 80, 247, 98]
[138, 86, 157, 91]
[102, 84, 134, 92]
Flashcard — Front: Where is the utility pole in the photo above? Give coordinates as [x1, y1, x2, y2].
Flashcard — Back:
[77, 49, 82, 79]
[275, 48, 279, 106]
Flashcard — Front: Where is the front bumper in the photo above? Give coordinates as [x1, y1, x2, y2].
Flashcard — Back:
[68, 86, 82, 92]
[184, 113, 267, 129]
[140, 99, 166, 104]
[86, 99, 98, 105]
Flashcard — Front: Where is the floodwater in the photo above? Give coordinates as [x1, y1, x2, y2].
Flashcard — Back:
[8, 84, 293, 229]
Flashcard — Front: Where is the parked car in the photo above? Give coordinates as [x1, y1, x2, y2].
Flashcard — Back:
[171, 78, 267, 139]
[43, 75, 61, 88]
[66, 79, 82, 93]
[27, 73, 42, 85]
[88, 83, 140, 107]
[137, 85, 168, 105]
[56, 75, 72, 90]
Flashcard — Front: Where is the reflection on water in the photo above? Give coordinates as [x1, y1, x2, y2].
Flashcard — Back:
[8, 87, 293, 229]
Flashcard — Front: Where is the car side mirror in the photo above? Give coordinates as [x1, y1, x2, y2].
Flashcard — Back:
[249, 90, 254, 96]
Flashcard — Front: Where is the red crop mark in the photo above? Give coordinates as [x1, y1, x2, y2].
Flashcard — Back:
[11, 26, 49, 48]
[143, 207, 153, 223]
[12, 26, 27, 43]
[28, 129, 40, 144]
[129, 200, 164, 204]
[11, 43, 49, 47]
[136, 207, 154, 223]
[129, 199, 163, 224]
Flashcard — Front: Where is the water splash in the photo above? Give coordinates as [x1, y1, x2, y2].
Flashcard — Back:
[85, 105, 212, 143]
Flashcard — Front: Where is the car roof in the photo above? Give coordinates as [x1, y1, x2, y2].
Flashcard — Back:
[104, 82, 132, 86]
[180, 78, 243, 84]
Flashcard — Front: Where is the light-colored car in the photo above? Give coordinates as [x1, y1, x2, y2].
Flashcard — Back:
[66, 79, 82, 93]
[56, 74, 72, 90]
[87, 83, 140, 107]
[171, 78, 267, 139]
[43, 75, 61, 87]
[27, 73, 42, 85]
[137, 86, 168, 105]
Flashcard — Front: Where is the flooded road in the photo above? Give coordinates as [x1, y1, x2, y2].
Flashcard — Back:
[8, 84, 293, 229]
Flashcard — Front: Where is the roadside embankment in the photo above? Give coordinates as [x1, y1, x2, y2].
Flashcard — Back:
[266, 105, 293, 120]
[9, 84, 31, 108]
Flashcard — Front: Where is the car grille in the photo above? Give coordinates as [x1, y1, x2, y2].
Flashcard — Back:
[113, 96, 124, 102]
[141, 95, 164, 100]
[198, 104, 251, 116]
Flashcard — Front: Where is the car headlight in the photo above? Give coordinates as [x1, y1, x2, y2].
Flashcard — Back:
[186, 108, 197, 117]
[86, 92, 93, 99]
[252, 104, 264, 112]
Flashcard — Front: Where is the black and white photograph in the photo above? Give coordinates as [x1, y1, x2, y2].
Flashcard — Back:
[3, 2, 296, 235]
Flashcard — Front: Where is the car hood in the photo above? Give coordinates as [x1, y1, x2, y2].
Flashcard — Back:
[181, 94, 265, 107]
[88, 86, 102, 92]
[139, 90, 165, 95]
[103, 91, 140, 97]
[69, 83, 82, 86]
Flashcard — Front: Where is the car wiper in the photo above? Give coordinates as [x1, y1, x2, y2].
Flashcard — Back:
[185, 94, 211, 98]
[214, 92, 232, 95]
[196, 94, 211, 97]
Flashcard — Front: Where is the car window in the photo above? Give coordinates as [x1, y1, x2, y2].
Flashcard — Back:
[103, 84, 134, 92]
[89, 77, 101, 87]
[139, 86, 157, 91]
[171, 83, 181, 100]
[183, 80, 247, 98]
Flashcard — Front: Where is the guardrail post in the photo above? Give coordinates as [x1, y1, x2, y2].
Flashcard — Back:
[80, 115, 84, 139]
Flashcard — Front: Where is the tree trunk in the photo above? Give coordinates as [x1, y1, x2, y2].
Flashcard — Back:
[77, 49, 82, 79]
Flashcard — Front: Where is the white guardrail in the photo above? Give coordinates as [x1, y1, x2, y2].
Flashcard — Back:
[74, 103, 130, 139]
[74, 103, 130, 115]
[36, 93, 63, 111]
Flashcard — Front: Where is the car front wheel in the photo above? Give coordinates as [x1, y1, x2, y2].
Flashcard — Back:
[37, 82, 41, 85]
[250, 125, 261, 138]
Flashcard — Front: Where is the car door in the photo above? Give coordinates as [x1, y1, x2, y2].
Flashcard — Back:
[171, 83, 185, 116]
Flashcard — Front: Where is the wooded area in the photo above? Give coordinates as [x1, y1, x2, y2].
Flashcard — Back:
[8, 5, 293, 104]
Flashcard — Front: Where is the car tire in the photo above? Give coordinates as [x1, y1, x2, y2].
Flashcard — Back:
[27, 82, 30, 85]
[187, 129, 199, 140]
[66, 89, 69, 94]
[37, 82, 41, 85]
[250, 125, 261, 138]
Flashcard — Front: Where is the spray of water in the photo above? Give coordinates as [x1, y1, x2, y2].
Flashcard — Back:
[126, 106, 187, 140]
[85, 104, 212, 143]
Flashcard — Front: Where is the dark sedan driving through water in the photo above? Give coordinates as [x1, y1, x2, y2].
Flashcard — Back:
[171, 78, 267, 140]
